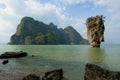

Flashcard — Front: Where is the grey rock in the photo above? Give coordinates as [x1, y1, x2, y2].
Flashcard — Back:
[0, 51, 27, 59]
[23, 74, 40, 80]
[85, 63, 120, 80]
[86, 15, 105, 47]
[2, 59, 9, 65]
[42, 68, 63, 80]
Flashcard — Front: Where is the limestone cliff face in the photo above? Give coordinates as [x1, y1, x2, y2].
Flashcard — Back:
[9, 17, 88, 45]
[86, 15, 105, 47]
[64, 26, 88, 44]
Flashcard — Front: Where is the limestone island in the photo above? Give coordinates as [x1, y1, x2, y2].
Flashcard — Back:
[8, 17, 88, 45]
[86, 15, 105, 47]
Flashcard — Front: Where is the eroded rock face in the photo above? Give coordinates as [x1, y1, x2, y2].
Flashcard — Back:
[42, 68, 63, 80]
[23, 74, 40, 80]
[23, 69, 63, 80]
[84, 63, 120, 80]
[0, 51, 27, 59]
[86, 15, 105, 47]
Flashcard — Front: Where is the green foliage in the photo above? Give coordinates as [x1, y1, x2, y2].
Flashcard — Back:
[45, 31, 57, 44]
[64, 26, 87, 44]
[80, 39, 89, 44]
[88, 20, 97, 27]
[87, 15, 105, 28]
[34, 35, 45, 44]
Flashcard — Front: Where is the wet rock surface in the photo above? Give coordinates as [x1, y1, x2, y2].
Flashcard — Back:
[42, 68, 63, 80]
[2, 59, 9, 65]
[85, 63, 120, 80]
[86, 15, 105, 47]
[0, 51, 27, 59]
[23, 74, 40, 80]
[23, 69, 63, 80]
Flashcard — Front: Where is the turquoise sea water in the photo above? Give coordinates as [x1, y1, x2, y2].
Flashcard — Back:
[0, 45, 120, 80]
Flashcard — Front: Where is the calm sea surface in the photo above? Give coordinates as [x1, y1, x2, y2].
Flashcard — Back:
[0, 45, 120, 80]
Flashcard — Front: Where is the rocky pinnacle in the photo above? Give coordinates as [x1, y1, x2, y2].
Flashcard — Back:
[86, 15, 105, 47]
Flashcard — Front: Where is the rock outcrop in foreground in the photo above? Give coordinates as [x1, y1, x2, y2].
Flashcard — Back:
[23, 74, 40, 80]
[2, 59, 9, 65]
[86, 15, 105, 47]
[85, 63, 120, 80]
[9, 17, 88, 45]
[0, 51, 27, 58]
[23, 69, 63, 80]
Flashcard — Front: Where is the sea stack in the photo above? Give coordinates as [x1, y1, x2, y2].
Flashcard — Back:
[84, 63, 120, 80]
[86, 15, 105, 47]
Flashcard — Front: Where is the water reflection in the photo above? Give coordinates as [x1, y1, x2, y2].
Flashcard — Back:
[87, 48, 105, 64]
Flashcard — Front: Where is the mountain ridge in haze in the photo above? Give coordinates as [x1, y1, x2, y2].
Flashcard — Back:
[9, 17, 88, 45]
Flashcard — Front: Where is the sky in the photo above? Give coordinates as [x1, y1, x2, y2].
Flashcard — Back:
[0, 0, 120, 44]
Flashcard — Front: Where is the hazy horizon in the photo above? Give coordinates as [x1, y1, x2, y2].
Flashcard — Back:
[0, 0, 120, 44]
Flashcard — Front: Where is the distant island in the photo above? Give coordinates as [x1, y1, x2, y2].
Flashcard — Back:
[8, 17, 88, 45]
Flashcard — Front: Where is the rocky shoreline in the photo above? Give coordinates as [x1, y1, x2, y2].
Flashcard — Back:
[23, 69, 63, 80]
[0, 68, 65, 80]
[0, 64, 119, 80]
[84, 63, 120, 80]
[0, 52, 120, 80]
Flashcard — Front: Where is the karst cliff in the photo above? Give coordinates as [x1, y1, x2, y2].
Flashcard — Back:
[9, 17, 88, 45]
[86, 15, 105, 47]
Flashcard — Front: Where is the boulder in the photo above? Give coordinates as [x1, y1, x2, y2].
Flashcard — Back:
[23, 69, 63, 80]
[84, 63, 120, 80]
[86, 15, 105, 47]
[42, 68, 63, 80]
[2, 59, 9, 65]
[23, 74, 40, 80]
[0, 51, 27, 59]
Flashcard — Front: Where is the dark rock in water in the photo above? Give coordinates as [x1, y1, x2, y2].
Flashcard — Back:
[42, 68, 63, 80]
[0, 51, 27, 59]
[84, 63, 120, 80]
[2, 59, 9, 65]
[86, 15, 105, 47]
[23, 74, 40, 80]
[32, 55, 35, 57]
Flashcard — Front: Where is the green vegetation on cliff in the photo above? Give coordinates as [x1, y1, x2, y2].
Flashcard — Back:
[9, 17, 88, 45]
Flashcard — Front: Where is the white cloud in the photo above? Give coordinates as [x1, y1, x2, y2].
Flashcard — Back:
[92, 0, 120, 21]
[92, 0, 120, 12]
[52, 0, 86, 5]
[50, 0, 91, 8]
[0, 17, 15, 43]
